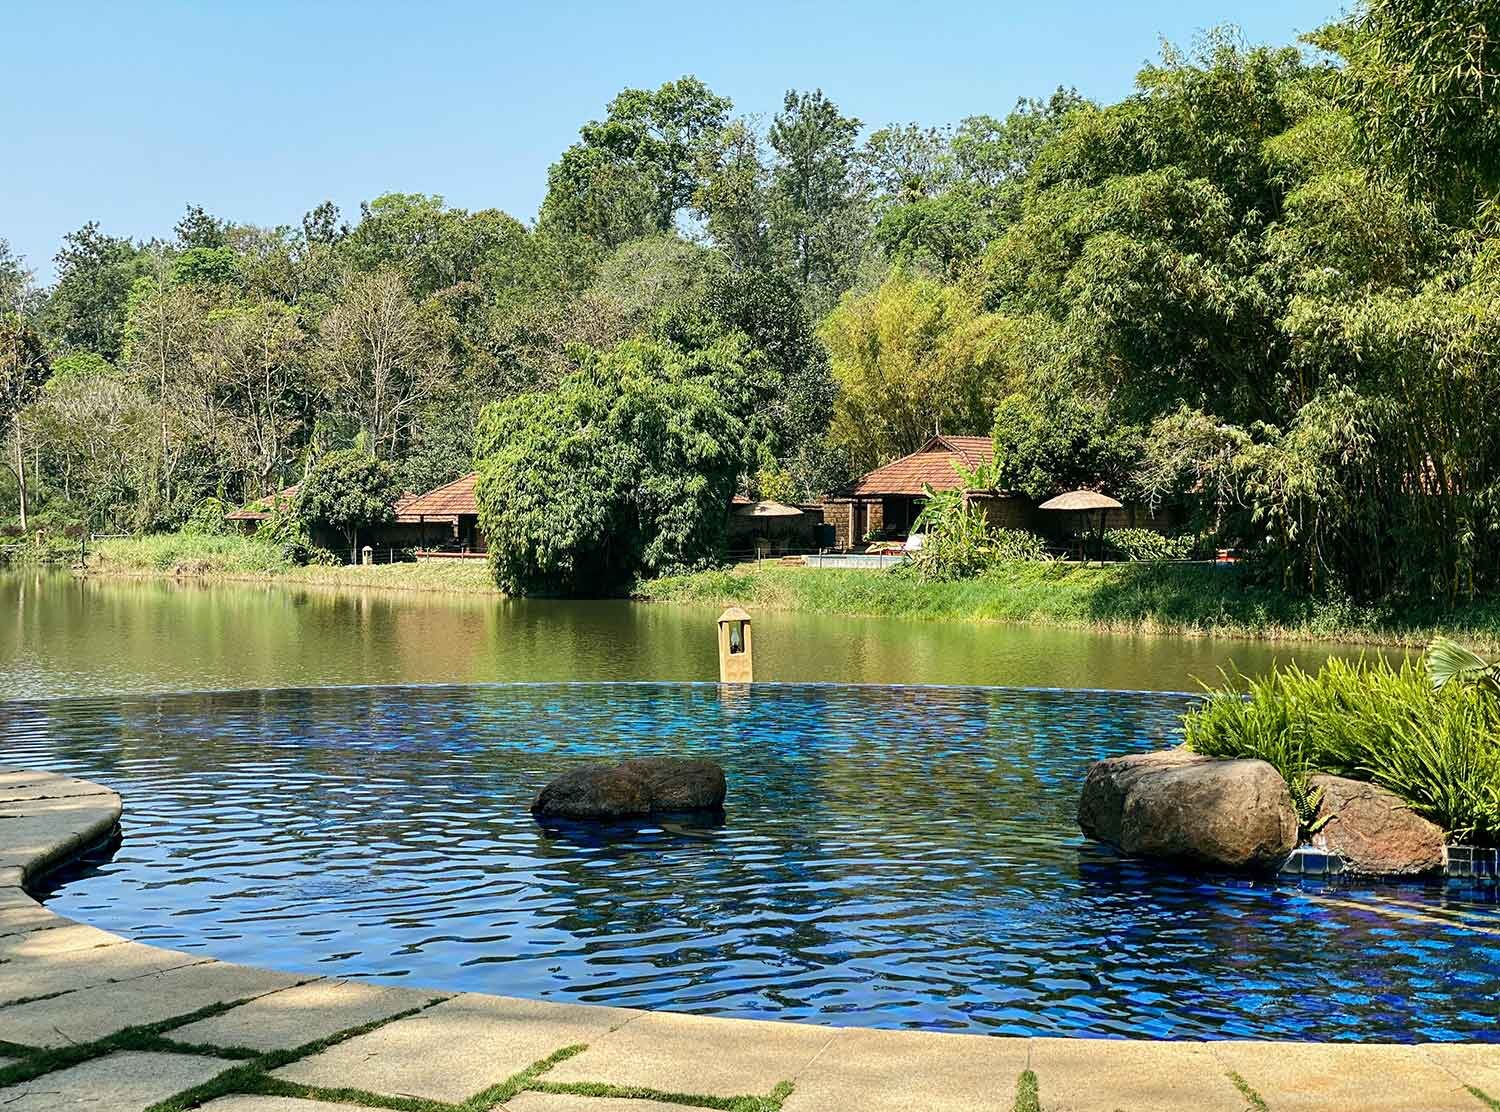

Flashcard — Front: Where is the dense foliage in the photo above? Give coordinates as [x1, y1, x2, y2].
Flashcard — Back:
[903, 472, 1051, 580]
[1186, 652, 1500, 842]
[5, 2, 1499, 603]
[475, 338, 753, 594]
[1103, 529, 1196, 562]
[295, 450, 400, 555]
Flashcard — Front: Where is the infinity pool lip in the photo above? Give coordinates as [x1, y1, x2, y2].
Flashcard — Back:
[4, 766, 1500, 1112]
[0, 677, 1207, 707]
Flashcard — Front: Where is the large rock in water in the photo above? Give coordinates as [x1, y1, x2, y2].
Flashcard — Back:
[1308, 774, 1446, 875]
[532, 758, 726, 820]
[1079, 749, 1298, 871]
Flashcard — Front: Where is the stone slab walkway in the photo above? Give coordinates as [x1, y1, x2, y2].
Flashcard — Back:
[2, 765, 1498, 1111]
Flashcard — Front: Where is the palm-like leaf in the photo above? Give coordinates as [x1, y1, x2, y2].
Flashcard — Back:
[1426, 637, 1500, 694]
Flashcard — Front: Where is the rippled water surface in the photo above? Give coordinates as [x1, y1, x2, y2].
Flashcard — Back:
[9, 683, 1499, 1041]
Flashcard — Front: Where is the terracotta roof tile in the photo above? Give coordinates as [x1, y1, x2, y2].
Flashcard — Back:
[846, 436, 996, 497]
[396, 473, 478, 520]
[226, 484, 300, 521]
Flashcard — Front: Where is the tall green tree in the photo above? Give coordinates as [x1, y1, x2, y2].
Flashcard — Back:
[767, 89, 868, 313]
[1323, 0, 1500, 222]
[175, 204, 229, 250]
[873, 90, 1088, 269]
[541, 77, 732, 249]
[820, 267, 1011, 472]
[47, 222, 143, 360]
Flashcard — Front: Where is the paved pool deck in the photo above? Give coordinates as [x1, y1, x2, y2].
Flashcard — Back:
[2, 766, 1498, 1112]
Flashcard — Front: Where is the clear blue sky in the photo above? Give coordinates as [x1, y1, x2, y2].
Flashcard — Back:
[2, 0, 1344, 283]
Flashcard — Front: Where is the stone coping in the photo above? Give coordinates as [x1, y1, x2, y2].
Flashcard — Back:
[3, 764, 1500, 1112]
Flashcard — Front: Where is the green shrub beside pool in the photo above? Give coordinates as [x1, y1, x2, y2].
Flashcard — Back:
[1185, 651, 1500, 843]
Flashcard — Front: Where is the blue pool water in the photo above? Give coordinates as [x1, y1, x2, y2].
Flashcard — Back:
[6, 683, 1498, 1041]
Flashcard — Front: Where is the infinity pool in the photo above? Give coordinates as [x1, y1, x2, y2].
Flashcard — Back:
[8, 683, 1499, 1041]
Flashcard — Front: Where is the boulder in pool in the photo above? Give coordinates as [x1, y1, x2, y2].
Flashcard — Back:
[1079, 748, 1297, 871]
[1308, 774, 1445, 876]
[532, 758, 726, 820]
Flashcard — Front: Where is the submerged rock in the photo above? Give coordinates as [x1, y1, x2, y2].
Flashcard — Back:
[1308, 774, 1446, 876]
[1079, 748, 1297, 871]
[532, 758, 726, 820]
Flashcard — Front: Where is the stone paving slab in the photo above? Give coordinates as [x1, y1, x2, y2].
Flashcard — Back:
[0, 795, 119, 816]
[0, 939, 207, 1006]
[1027, 1036, 1245, 1112]
[1212, 1040, 1484, 1112]
[0, 1049, 235, 1109]
[548, 1009, 835, 1098]
[0, 905, 72, 937]
[273, 992, 637, 1104]
[0, 960, 305, 1047]
[781, 1028, 1030, 1112]
[0, 781, 118, 805]
[0, 799, 120, 881]
[1424, 1045, 1500, 1101]
[0, 881, 34, 906]
[172, 978, 446, 1051]
[0, 921, 125, 958]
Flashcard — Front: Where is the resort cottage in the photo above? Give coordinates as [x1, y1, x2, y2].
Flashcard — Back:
[823, 434, 1178, 551]
[395, 472, 486, 557]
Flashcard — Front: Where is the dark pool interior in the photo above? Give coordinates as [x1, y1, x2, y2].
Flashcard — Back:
[7, 682, 1498, 1041]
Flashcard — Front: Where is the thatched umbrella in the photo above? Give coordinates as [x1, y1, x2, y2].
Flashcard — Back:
[1038, 490, 1123, 564]
[732, 501, 805, 518]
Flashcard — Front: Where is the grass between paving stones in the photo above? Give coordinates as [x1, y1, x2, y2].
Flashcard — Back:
[1226, 1070, 1269, 1112]
[0, 982, 798, 1112]
[527, 1078, 794, 1111]
[0, 994, 270, 1088]
[1012, 1069, 1040, 1112]
[141, 1002, 791, 1112]
[1468, 1086, 1500, 1111]
[144, 998, 450, 1111]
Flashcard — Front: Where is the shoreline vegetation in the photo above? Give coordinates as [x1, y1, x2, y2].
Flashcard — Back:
[74, 534, 497, 595]
[637, 565, 1500, 650]
[46, 533, 1500, 649]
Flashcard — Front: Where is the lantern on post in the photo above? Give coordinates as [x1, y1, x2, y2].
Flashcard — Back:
[716, 607, 753, 683]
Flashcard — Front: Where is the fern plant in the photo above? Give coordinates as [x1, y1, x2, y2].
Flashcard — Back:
[1185, 655, 1500, 842]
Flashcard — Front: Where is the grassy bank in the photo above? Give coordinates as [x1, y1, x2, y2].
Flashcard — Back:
[637, 563, 1500, 648]
[83, 534, 498, 594]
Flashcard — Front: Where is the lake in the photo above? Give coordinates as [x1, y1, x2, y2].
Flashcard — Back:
[0, 571, 1382, 698]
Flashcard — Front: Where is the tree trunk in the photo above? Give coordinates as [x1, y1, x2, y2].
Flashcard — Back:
[13, 415, 26, 533]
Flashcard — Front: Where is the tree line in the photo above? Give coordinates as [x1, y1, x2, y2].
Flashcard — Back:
[4, 0, 1499, 603]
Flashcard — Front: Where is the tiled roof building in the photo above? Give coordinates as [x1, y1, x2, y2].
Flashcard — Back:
[846, 436, 995, 496]
[395, 473, 478, 521]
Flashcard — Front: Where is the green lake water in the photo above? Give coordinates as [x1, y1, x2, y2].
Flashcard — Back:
[2, 571, 1383, 698]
